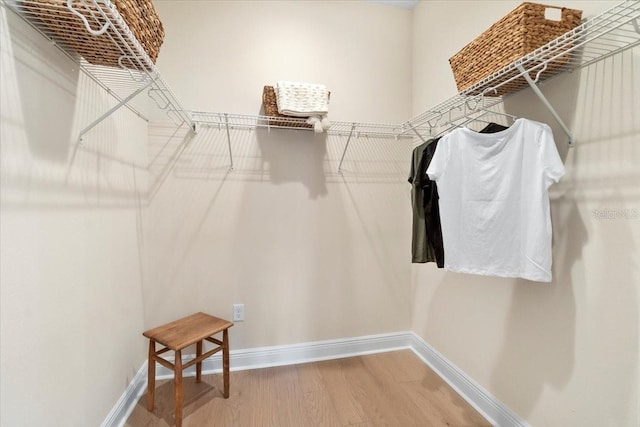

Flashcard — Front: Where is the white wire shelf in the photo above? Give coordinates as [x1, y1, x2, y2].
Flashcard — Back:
[6, 0, 638, 161]
[403, 0, 640, 144]
[190, 111, 428, 171]
[190, 111, 423, 139]
[193, 1, 639, 167]
[4, 0, 194, 140]
[464, 0, 640, 97]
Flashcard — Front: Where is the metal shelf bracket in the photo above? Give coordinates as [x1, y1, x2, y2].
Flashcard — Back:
[7, 0, 196, 143]
[78, 77, 156, 142]
[408, 123, 428, 144]
[224, 113, 234, 170]
[515, 63, 574, 146]
[338, 123, 357, 172]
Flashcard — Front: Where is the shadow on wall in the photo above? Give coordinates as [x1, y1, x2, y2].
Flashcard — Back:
[140, 120, 414, 346]
[2, 10, 153, 211]
[420, 50, 639, 421]
[419, 60, 586, 418]
[494, 64, 585, 411]
[200, 128, 361, 347]
[147, 122, 199, 202]
[2, 10, 152, 426]
[9, 11, 78, 163]
[484, 67, 584, 418]
[141, 125, 235, 322]
[255, 127, 328, 199]
[489, 198, 585, 417]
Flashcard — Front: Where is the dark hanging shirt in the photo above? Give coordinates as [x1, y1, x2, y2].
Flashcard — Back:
[408, 137, 444, 267]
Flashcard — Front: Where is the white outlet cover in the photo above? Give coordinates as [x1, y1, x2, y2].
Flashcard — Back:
[233, 304, 244, 321]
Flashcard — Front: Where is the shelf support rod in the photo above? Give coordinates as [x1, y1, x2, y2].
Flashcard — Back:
[338, 123, 357, 172]
[78, 78, 156, 142]
[224, 113, 234, 169]
[408, 124, 428, 144]
[515, 64, 573, 146]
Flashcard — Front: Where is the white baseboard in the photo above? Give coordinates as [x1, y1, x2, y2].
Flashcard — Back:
[155, 330, 414, 379]
[100, 361, 148, 427]
[408, 333, 529, 427]
[104, 331, 527, 427]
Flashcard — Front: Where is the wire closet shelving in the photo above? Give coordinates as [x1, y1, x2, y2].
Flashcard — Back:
[189, 111, 422, 170]
[4, 0, 195, 142]
[402, 0, 640, 146]
[4, 0, 640, 166]
[192, 0, 640, 169]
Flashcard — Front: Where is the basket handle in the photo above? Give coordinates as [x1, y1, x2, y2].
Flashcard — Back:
[541, 4, 565, 23]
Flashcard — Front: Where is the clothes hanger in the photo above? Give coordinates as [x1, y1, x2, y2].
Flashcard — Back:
[472, 87, 519, 123]
[427, 111, 444, 131]
[432, 110, 490, 138]
[477, 108, 518, 124]
[409, 112, 443, 147]
[432, 85, 520, 138]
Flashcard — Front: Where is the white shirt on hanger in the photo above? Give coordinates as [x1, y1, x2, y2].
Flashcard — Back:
[426, 118, 565, 282]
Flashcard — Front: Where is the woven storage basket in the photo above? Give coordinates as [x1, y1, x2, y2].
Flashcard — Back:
[25, 0, 164, 70]
[262, 86, 314, 128]
[449, 2, 582, 96]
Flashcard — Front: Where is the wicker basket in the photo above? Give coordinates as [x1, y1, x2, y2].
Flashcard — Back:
[262, 86, 313, 128]
[25, 0, 164, 70]
[449, 2, 582, 96]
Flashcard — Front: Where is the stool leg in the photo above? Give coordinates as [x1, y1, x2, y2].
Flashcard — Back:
[196, 340, 203, 383]
[147, 340, 156, 411]
[175, 349, 183, 427]
[223, 328, 230, 398]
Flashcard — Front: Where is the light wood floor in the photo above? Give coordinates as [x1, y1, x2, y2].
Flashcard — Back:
[125, 349, 491, 426]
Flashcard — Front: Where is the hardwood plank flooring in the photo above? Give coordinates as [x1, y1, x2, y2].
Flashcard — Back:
[125, 349, 491, 427]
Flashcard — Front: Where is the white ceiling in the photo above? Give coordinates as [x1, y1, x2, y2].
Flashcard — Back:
[368, 0, 420, 10]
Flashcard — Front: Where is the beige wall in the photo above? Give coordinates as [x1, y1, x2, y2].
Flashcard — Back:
[1, 1, 415, 424]
[144, 126, 414, 349]
[3, 0, 637, 425]
[412, 1, 639, 426]
[154, 0, 413, 123]
[0, 9, 147, 426]
[145, 0, 415, 348]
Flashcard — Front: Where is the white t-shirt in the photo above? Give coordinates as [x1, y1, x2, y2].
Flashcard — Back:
[426, 118, 565, 282]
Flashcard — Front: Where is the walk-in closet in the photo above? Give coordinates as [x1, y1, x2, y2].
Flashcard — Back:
[1, 1, 638, 426]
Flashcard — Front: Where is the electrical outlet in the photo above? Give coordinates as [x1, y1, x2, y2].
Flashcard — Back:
[232, 304, 244, 322]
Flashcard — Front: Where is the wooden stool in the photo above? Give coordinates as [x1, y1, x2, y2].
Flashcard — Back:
[143, 312, 233, 427]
